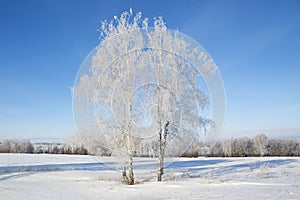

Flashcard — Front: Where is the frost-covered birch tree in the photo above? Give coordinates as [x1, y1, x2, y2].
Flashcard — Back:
[73, 9, 221, 184]
[143, 17, 214, 181]
[74, 9, 147, 184]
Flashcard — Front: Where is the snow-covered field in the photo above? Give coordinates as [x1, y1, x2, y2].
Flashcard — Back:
[0, 154, 299, 199]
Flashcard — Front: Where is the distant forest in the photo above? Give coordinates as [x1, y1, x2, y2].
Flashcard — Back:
[0, 139, 87, 155]
[0, 134, 299, 157]
[209, 134, 300, 157]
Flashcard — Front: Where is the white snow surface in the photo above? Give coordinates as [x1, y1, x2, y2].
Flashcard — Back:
[0, 153, 299, 199]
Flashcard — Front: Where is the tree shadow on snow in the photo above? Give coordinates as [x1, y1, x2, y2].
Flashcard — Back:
[164, 158, 297, 179]
[210, 158, 296, 177]
[0, 161, 116, 178]
[0, 172, 35, 181]
[165, 159, 232, 169]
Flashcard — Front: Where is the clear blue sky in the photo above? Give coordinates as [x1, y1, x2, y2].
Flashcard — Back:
[1, 0, 299, 140]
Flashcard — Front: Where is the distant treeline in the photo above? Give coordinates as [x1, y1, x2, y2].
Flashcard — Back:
[0, 139, 88, 155]
[209, 134, 300, 157]
[0, 134, 299, 157]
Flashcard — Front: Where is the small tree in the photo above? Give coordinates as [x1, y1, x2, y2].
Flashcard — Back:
[223, 138, 233, 157]
[254, 133, 268, 156]
[0, 140, 11, 153]
[19, 139, 34, 153]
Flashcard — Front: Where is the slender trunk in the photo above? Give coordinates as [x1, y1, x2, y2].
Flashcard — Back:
[157, 128, 163, 181]
[124, 48, 134, 185]
[161, 121, 169, 175]
[127, 102, 134, 185]
[128, 154, 134, 185]
[157, 120, 169, 181]
[121, 98, 135, 185]
[122, 162, 128, 182]
[157, 86, 163, 181]
[121, 158, 134, 184]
